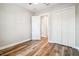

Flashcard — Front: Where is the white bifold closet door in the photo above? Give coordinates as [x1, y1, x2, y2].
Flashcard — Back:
[48, 6, 75, 48]
[49, 11, 62, 44]
[61, 7, 75, 47]
[32, 16, 41, 40]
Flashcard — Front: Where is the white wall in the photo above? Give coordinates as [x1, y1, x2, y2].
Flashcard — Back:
[0, 4, 33, 49]
[75, 4, 79, 49]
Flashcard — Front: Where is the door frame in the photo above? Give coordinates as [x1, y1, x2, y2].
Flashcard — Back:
[39, 13, 49, 39]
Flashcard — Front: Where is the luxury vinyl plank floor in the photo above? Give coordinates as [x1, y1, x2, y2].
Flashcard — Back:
[0, 38, 79, 56]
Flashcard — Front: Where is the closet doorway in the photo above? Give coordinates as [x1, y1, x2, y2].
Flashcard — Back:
[40, 15, 48, 40]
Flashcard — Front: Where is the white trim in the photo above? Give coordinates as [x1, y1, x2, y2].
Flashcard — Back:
[48, 41, 79, 51]
[41, 36, 47, 37]
[0, 39, 31, 50]
[48, 40, 53, 43]
[32, 38, 41, 40]
[48, 41, 62, 45]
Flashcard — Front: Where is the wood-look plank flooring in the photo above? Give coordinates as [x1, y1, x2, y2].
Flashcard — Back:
[0, 37, 79, 56]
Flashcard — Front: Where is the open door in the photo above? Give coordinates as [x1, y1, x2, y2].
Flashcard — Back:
[40, 15, 48, 40]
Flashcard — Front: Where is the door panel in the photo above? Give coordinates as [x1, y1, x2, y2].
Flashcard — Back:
[61, 7, 75, 47]
[51, 12, 61, 44]
[32, 16, 40, 40]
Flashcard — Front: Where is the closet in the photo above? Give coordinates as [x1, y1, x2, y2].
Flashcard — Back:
[48, 6, 75, 48]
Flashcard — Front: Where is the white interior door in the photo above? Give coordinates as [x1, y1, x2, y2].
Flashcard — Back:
[32, 16, 41, 40]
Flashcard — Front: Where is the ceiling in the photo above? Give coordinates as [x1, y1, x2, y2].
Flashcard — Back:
[16, 3, 57, 13]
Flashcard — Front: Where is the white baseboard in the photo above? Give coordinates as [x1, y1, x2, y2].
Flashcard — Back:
[41, 36, 47, 37]
[48, 40, 79, 51]
[75, 46, 79, 51]
[0, 39, 31, 50]
[48, 40, 53, 43]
